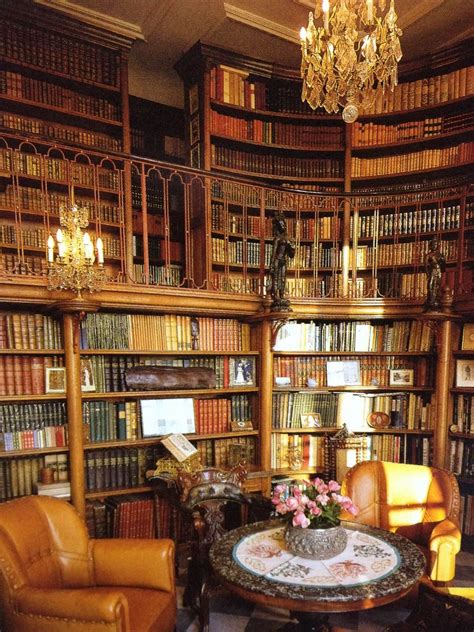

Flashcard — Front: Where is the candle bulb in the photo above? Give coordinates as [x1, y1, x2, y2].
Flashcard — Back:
[322, 0, 329, 31]
[56, 229, 65, 258]
[47, 235, 55, 263]
[96, 237, 104, 264]
[367, 0, 373, 22]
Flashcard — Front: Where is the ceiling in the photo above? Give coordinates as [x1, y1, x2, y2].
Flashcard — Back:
[35, 0, 474, 107]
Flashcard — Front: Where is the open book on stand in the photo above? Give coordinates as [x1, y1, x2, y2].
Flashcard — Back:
[161, 433, 198, 462]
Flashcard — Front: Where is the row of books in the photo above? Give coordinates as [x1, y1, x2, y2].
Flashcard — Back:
[0, 453, 68, 501]
[105, 494, 155, 539]
[270, 434, 325, 470]
[194, 395, 252, 433]
[274, 320, 434, 353]
[449, 439, 473, 478]
[353, 111, 474, 147]
[351, 142, 474, 178]
[0, 184, 123, 225]
[132, 209, 164, 233]
[194, 436, 257, 468]
[211, 271, 262, 295]
[80, 313, 252, 352]
[360, 66, 474, 115]
[272, 392, 338, 429]
[132, 264, 182, 287]
[0, 254, 47, 276]
[362, 238, 457, 269]
[453, 395, 474, 434]
[369, 435, 431, 466]
[0, 312, 62, 349]
[1, 19, 120, 87]
[0, 70, 121, 121]
[85, 447, 148, 492]
[355, 203, 462, 238]
[83, 401, 139, 443]
[0, 401, 66, 433]
[0, 356, 64, 396]
[210, 109, 343, 148]
[273, 355, 431, 388]
[211, 144, 343, 178]
[1, 424, 67, 451]
[0, 148, 121, 191]
[209, 65, 266, 110]
[0, 113, 122, 152]
[460, 495, 474, 537]
[132, 235, 182, 262]
[211, 237, 271, 267]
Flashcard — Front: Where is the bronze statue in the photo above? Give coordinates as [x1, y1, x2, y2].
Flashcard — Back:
[425, 238, 446, 310]
[268, 211, 295, 311]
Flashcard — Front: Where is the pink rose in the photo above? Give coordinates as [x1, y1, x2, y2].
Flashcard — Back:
[309, 505, 322, 517]
[286, 497, 299, 511]
[328, 480, 341, 492]
[316, 493, 329, 506]
[292, 510, 310, 528]
[274, 484, 287, 495]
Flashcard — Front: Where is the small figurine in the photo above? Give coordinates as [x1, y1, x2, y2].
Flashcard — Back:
[424, 238, 446, 310]
[268, 212, 295, 312]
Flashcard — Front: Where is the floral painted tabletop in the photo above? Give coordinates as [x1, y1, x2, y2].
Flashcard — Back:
[210, 519, 426, 606]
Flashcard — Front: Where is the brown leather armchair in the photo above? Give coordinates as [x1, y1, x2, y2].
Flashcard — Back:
[341, 460, 462, 583]
[0, 495, 176, 632]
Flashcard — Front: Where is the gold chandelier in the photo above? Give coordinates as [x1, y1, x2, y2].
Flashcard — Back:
[47, 196, 106, 296]
[300, 0, 403, 122]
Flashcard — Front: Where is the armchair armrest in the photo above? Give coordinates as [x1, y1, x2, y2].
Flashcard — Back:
[92, 538, 175, 592]
[428, 518, 462, 583]
[12, 586, 128, 631]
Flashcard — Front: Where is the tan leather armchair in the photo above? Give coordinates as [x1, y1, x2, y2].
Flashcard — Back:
[341, 460, 462, 583]
[0, 495, 176, 632]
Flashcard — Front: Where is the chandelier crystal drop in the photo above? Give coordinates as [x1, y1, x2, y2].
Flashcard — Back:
[300, 0, 403, 122]
[47, 197, 106, 296]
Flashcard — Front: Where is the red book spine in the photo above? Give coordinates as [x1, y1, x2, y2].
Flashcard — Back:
[31, 356, 45, 394]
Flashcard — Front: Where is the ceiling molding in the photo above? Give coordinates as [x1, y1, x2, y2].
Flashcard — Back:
[224, 3, 299, 44]
[396, 0, 444, 29]
[33, 0, 145, 40]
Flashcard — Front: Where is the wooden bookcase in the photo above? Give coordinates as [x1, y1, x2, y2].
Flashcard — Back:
[0, 10, 472, 521]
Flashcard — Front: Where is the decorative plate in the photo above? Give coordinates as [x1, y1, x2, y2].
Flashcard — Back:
[367, 412, 391, 429]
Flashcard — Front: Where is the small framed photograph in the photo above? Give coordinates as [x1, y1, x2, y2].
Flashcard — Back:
[301, 413, 321, 428]
[456, 360, 474, 387]
[228, 443, 252, 466]
[389, 369, 414, 386]
[229, 356, 256, 387]
[45, 367, 66, 393]
[80, 358, 96, 392]
[326, 360, 361, 387]
[189, 83, 199, 115]
[190, 115, 200, 145]
[462, 324, 474, 351]
[190, 144, 201, 169]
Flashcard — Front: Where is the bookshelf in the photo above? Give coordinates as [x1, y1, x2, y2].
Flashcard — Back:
[266, 318, 437, 479]
[78, 311, 264, 495]
[0, 2, 132, 154]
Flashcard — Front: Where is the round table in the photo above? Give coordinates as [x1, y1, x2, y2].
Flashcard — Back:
[209, 519, 426, 631]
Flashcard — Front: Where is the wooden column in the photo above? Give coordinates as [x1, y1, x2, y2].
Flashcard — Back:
[259, 317, 273, 473]
[56, 300, 99, 519]
[341, 123, 352, 298]
[433, 316, 453, 469]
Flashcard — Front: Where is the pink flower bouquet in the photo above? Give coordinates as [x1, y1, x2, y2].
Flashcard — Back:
[271, 477, 358, 529]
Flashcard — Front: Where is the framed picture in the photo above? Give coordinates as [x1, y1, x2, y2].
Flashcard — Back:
[190, 115, 200, 145]
[456, 359, 474, 387]
[45, 367, 66, 393]
[462, 324, 474, 351]
[80, 358, 96, 392]
[189, 83, 199, 114]
[140, 398, 195, 436]
[190, 144, 201, 168]
[229, 356, 256, 387]
[389, 369, 414, 386]
[326, 360, 361, 387]
[300, 413, 321, 428]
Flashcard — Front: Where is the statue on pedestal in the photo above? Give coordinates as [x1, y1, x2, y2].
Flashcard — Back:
[268, 212, 295, 312]
[425, 238, 446, 310]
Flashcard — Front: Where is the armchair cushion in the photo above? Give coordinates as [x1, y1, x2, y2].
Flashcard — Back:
[341, 460, 461, 582]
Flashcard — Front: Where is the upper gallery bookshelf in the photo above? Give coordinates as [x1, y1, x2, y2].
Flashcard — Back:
[0, 2, 133, 155]
[175, 42, 347, 190]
